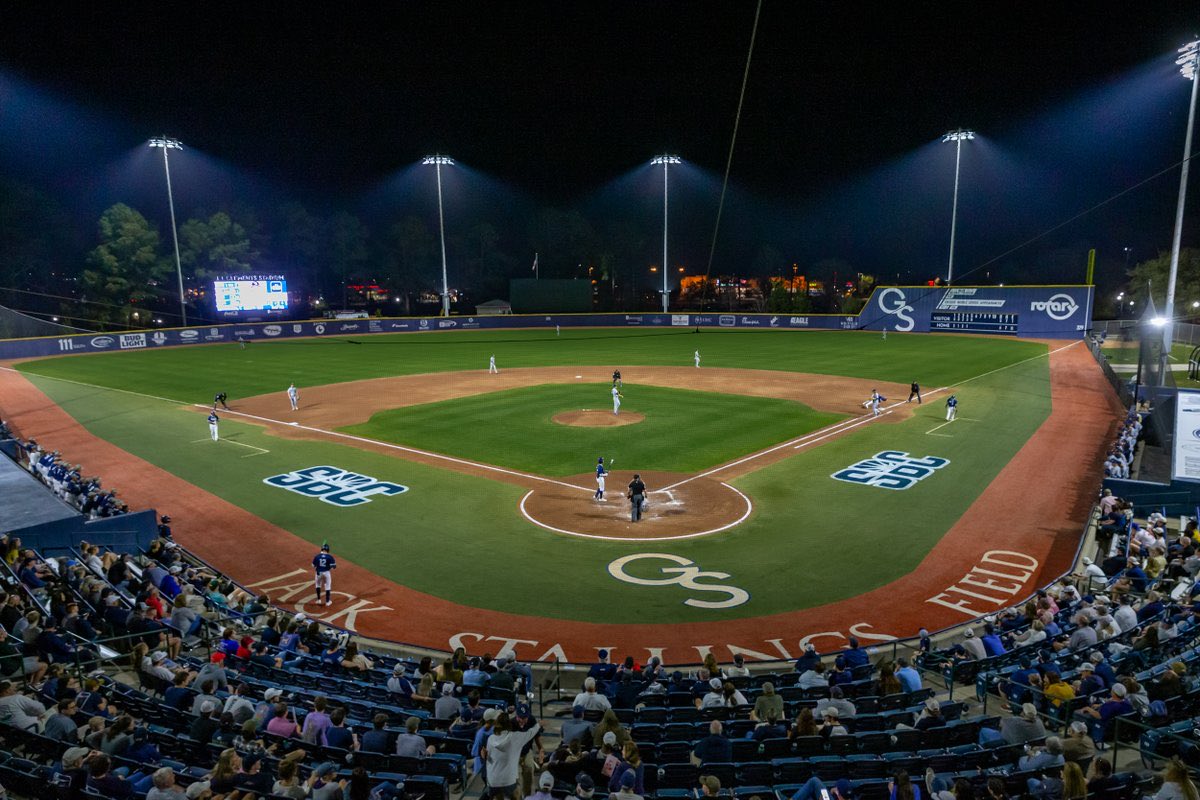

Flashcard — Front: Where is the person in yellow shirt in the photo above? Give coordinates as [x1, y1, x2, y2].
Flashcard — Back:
[1043, 670, 1076, 708]
[1145, 546, 1167, 580]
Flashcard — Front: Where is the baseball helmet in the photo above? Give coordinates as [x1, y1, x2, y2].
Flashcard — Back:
[598, 457, 604, 463]
[321, 542, 330, 552]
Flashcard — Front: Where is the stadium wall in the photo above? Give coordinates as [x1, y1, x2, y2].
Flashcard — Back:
[0, 285, 1092, 359]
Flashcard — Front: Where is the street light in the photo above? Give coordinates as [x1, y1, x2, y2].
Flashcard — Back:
[651, 155, 681, 313]
[941, 129, 975, 285]
[148, 137, 187, 326]
[1163, 39, 1200, 361]
[422, 155, 454, 317]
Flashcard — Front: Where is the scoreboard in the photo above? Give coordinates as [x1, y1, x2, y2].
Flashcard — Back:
[213, 275, 289, 313]
[929, 311, 1019, 335]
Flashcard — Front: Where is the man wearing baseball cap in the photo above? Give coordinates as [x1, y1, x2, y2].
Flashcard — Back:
[568, 773, 596, 800]
[512, 702, 544, 796]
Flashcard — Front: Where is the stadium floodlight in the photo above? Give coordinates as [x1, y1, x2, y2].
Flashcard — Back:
[1151, 316, 1169, 327]
[422, 155, 455, 317]
[940, 129, 975, 285]
[1164, 39, 1200, 363]
[148, 137, 187, 326]
[650, 155, 682, 313]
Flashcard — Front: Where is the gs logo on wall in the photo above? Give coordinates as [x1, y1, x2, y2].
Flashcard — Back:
[831, 450, 949, 491]
[264, 466, 408, 507]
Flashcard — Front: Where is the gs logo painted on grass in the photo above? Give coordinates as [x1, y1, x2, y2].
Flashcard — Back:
[608, 553, 750, 609]
[831, 451, 949, 491]
[264, 466, 408, 507]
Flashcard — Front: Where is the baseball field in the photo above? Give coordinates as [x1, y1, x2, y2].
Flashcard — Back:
[0, 326, 1121, 663]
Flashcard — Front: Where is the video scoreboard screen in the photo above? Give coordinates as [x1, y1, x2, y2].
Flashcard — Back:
[930, 311, 1018, 335]
[213, 275, 289, 313]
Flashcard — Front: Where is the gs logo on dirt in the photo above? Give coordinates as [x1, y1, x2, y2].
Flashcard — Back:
[264, 466, 408, 507]
[831, 451, 949, 491]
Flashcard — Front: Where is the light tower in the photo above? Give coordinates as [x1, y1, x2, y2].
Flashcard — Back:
[148, 137, 187, 326]
[940, 129, 975, 285]
[422, 155, 455, 317]
[1163, 40, 1200, 362]
[651, 155, 681, 313]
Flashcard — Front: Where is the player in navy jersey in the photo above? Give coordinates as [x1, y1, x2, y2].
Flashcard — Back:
[313, 542, 336, 606]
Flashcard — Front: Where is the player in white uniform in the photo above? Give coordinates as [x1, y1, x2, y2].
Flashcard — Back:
[612, 385, 623, 415]
[208, 409, 220, 441]
[287, 383, 299, 411]
[313, 542, 336, 606]
[489, 355, 498, 374]
[945, 394, 958, 421]
[694, 350, 701, 368]
[594, 457, 608, 501]
[870, 389, 886, 417]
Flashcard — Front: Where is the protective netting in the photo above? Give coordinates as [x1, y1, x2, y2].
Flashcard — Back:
[0, 304, 89, 339]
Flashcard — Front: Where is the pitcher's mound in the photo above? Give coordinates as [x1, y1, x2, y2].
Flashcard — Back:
[553, 410, 645, 427]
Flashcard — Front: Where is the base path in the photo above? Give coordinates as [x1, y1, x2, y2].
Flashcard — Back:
[0, 343, 1119, 664]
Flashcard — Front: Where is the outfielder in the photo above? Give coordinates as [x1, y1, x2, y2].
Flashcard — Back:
[207, 409, 220, 441]
[287, 383, 299, 411]
[489, 355, 498, 374]
[594, 457, 608, 501]
[945, 394, 958, 421]
[313, 542, 336, 606]
[694, 350, 701, 368]
[612, 385, 623, 415]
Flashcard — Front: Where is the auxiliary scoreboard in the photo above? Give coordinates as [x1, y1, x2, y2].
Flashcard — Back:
[929, 311, 1019, 335]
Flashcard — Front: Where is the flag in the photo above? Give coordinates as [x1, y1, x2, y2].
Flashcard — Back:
[532, 253, 539, 273]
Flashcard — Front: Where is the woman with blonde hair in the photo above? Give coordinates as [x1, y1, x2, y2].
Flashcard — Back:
[1062, 762, 1087, 800]
[207, 747, 242, 794]
[1155, 758, 1200, 800]
[703, 653, 721, 678]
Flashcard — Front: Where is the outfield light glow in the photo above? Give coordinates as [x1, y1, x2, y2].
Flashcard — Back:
[650, 155, 681, 165]
[1151, 316, 1168, 327]
[1179, 40, 1199, 81]
[422, 155, 454, 165]
[941, 130, 975, 143]
[1164, 39, 1200, 366]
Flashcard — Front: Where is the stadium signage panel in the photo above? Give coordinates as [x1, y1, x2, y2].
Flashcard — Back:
[90, 336, 114, 348]
[1172, 391, 1200, 483]
[119, 333, 146, 349]
[671, 314, 690, 326]
[263, 466, 409, 507]
[831, 450, 949, 490]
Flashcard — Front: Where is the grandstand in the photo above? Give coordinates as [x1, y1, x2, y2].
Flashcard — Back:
[0, 379, 1191, 800]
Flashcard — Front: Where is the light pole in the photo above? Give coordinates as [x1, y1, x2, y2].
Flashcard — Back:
[651, 155, 681, 313]
[1163, 40, 1200, 361]
[422, 155, 454, 317]
[148, 137, 187, 326]
[941, 129, 975, 285]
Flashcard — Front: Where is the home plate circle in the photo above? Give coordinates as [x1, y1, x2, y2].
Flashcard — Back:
[519, 471, 752, 541]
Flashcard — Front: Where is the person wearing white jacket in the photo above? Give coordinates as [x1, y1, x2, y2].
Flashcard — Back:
[486, 713, 542, 799]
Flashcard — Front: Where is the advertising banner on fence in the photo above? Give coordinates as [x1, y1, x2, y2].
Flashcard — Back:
[1173, 390, 1200, 483]
[0, 285, 1092, 360]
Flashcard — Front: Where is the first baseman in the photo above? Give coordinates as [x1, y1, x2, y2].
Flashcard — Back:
[612, 385, 623, 415]
[870, 389, 886, 417]
[945, 394, 958, 421]
[313, 542, 336, 606]
[287, 383, 299, 411]
[594, 457, 608, 501]
[207, 409, 220, 441]
[489, 355, 498, 374]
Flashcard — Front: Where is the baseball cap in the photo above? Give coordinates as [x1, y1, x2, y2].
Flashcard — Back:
[441, 683, 454, 696]
[151, 651, 166, 662]
[598, 649, 609, 659]
[168, 565, 182, 574]
[210, 652, 226, 663]
[541, 772, 555, 790]
[1112, 684, 1128, 697]
[186, 781, 211, 799]
[242, 753, 262, 770]
[823, 706, 839, 718]
[733, 654, 745, 664]
[161, 515, 171, 523]
[963, 629, 974, 638]
[393, 664, 406, 675]
[263, 688, 283, 701]
[62, 746, 90, 769]
[577, 774, 596, 797]
[200, 700, 215, 714]
[315, 762, 337, 777]
[516, 703, 530, 717]
[709, 677, 723, 690]
[1079, 663, 1094, 672]
[483, 708, 499, 722]
[603, 731, 618, 746]
[621, 771, 637, 789]
[1082, 557, 1093, 565]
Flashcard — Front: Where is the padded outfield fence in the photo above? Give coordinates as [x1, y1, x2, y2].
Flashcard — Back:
[0, 284, 1093, 360]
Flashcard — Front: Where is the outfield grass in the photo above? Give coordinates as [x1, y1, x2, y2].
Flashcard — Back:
[342, 383, 844, 475]
[17, 328, 1047, 403]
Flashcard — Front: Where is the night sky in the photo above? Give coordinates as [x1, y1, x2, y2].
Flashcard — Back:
[1, 4, 1198, 291]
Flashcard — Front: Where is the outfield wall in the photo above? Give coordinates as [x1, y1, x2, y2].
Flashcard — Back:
[0, 284, 1092, 359]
